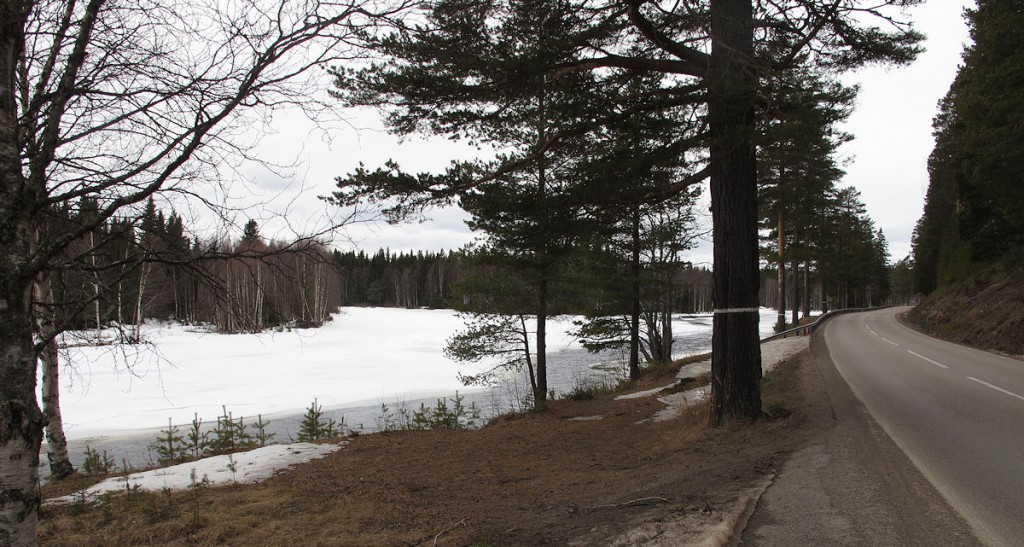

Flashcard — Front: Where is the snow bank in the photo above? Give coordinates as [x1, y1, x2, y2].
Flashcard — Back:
[50, 442, 344, 504]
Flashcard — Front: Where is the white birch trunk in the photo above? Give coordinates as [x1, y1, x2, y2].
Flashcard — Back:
[33, 269, 74, 479]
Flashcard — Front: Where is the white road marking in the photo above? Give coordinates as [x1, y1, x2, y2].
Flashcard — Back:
[881, 337, 899, 347]
[907, 350, 950, 369]
[966, 377, 1024, 402]
[866, 325, 877, 336]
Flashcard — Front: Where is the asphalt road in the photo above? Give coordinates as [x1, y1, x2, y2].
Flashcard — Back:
[823, 307, 1024, 546]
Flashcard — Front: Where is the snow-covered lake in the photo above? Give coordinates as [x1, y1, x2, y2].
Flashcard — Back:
[44, 306, 780, 470]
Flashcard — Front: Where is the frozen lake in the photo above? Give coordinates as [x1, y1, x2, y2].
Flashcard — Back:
[44, 307, 781, 472]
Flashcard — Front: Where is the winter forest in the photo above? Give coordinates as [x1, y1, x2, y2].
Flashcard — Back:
[0, 0, 933, 543]
[46, 191, 889, 339]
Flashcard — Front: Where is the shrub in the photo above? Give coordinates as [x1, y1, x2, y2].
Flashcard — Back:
[297, 399, 340, 442]
[150, 418, 189, 466]
[207, 406, 256, 455]
[378, 392, 481, 432]
[81, 445, 116, 474]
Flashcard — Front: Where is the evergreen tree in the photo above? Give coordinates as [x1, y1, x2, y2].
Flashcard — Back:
[912, 0, 1023, 292]
[241, 220, 261, 245]
[952, 0, 1024, 261]
[332, 0, 622, 409]
[758, 72, 854, 329]
[570, 189, 702, 375]
[331, 0, 922, 424]
[817, 188, 891, 308]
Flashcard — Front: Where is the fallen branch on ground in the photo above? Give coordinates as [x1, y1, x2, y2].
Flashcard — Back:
[432, 517, 468, 545]
[591, 496, 670, 509]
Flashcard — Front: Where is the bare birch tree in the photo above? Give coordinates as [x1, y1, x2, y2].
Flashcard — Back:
[0, 0, 409, 542]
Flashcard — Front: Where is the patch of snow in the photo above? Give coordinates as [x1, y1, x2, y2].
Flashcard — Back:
[567, 416, 604, 422]
[760, 336, 811, 368]
[50, 442, 344, 505]
[677, 361, 711, 380]
[615, 384, 677, 401]
[651, 386, 710, 422]
[49, 307, 780, 439]
[641, 336, 811, 423]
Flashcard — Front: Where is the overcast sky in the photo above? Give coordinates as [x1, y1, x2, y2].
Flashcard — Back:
[837, 0, 974, 262]
[246, 1, 975, 263]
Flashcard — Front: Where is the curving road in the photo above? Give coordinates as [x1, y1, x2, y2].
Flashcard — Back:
[824, 307, 1024, 546]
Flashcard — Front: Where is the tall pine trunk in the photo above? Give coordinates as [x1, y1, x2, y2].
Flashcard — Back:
[629, 206, 641, 380]
[790, 257, 799, 325]
[532, 81, 550, 411]
[519, 314, 538, 400]
[821, 282, 829, 314]
[803, 260, 811, 318]
[708, 0, 762, 426]
[776, 209, 786, 331]
[535, 274, 548, 410]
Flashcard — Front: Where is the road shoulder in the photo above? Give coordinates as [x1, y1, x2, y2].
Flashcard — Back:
[738, 332, 981, 546]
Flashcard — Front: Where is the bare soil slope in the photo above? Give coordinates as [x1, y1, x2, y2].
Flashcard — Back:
[907, 265, 1024, 357]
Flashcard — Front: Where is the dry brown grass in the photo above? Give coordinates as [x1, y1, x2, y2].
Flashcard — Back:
[39, 352, 813, 546]
[907, 264, 1024, 356]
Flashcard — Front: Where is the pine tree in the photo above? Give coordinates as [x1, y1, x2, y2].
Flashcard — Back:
[951, 0, 1024, 262]
[758, 72, 854, 328]
[297, 399, 338, 442]
[331, 0, 923, 425]
[331, 0, 618, 409]
[241, 220, 261, 245]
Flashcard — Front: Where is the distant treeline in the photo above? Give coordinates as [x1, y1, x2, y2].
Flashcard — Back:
[332, 249, 462, 309]
[332, 247, 716, 315]
[46, 199, 721, 335]
[47, 199, 339, 335]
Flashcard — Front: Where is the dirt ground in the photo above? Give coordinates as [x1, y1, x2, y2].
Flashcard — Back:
[907, 264, 1024, 356]
[39, 349, 826, 546]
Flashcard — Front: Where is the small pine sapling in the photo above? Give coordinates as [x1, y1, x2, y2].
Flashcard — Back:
[150, 418, 188, 465]
[80, 445, 100, 474]
[231, 413, 255, 449]
[412, 392, 481, 430]
[81, 445, 116, 474]
[250, 414, 275, 447]
[208, 406, 256, 455]
[188, 468, 209, 529]
[297, 398, 339, 442]
[226, 454, 238, 483]
[186, 413, 209, 460]
[377, 402, 397, 433]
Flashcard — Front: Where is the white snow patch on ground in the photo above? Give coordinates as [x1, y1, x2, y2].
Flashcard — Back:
[643, 336, 811, 422]
[50, 442, 344, 505]
[615, 384, 677, 401]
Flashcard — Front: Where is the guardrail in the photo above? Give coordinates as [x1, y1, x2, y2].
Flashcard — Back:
[760, 305, 891, 343]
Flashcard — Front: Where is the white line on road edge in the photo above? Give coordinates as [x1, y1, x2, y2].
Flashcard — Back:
[866, 325, 877, 336]
[881, 337, 899, 346]
[966, 377, 1024, 402]
[907, 350, 950, 369]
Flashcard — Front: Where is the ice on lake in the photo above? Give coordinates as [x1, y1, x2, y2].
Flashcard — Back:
[43, 306, 780, 468]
